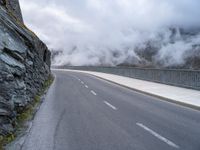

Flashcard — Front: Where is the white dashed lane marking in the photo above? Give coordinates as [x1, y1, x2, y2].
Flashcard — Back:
[136, 123, 179, 149]
[103, 101, 117, 110]
[91, 90, 97, 96]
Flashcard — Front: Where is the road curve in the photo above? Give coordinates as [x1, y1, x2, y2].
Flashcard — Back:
[20, 70, 200, 150]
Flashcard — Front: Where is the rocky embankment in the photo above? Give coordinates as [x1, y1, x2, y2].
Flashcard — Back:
[0, 0, 51, 135]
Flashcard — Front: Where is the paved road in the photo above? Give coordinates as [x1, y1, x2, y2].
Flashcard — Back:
[21, 70, 200, 150]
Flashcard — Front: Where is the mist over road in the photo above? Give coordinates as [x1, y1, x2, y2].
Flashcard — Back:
[21, 70, 200, 150]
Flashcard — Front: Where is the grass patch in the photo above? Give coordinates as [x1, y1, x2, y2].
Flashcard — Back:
[0, 75, 54, 149]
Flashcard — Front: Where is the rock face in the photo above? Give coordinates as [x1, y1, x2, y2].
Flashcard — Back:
[0, 0, 23, 23]
[0, 0, 51, 135]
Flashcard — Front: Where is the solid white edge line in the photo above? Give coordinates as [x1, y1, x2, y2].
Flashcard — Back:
[91, 90, 97, 96]
[104, 101, 117, 110]
[136, 123, 179, 149]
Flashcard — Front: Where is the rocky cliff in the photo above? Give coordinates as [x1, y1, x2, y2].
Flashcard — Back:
[0, 0, 51, 135]
[0, 0, 23, 23]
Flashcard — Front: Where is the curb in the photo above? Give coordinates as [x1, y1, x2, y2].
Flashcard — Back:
[89, 74, 200, 111]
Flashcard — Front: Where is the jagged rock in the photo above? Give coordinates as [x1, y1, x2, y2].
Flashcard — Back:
[0, 1, 51, 135]
[0, 0, 23, 23]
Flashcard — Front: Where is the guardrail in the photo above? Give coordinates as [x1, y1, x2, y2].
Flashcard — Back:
[56, 66, 200, 90]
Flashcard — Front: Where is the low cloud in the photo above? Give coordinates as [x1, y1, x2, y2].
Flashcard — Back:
[20, 0, 200, 67]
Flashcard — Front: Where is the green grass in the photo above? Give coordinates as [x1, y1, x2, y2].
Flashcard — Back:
[0, 75, 54, 149]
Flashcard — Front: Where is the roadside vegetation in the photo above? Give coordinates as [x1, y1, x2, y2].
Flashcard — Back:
[0, 75, 54, 149]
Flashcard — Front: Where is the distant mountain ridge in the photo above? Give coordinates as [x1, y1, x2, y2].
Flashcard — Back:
[51, 27, 200, 70]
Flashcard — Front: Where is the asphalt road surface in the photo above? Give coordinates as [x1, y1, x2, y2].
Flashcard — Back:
[21, 70, 200, 150]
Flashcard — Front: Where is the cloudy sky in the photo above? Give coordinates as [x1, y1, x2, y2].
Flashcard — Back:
[20, 0, 200, 66]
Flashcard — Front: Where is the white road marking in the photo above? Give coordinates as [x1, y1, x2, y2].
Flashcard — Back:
[91, 90, 97, 96]
[136, 123, 179, 149]
[104, 101, 117, 110]
[81, 81, 84, 84]
[78, 79, 81, 81]
[85, 85, 88, 88]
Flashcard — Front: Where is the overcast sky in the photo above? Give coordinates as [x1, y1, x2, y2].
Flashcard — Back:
[20, 0, 200, 66]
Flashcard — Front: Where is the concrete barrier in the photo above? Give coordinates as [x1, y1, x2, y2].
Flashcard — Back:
[56, 66, 200, 90]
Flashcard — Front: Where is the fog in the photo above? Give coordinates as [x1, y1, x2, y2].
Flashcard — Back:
[20, 0, 200, 67]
